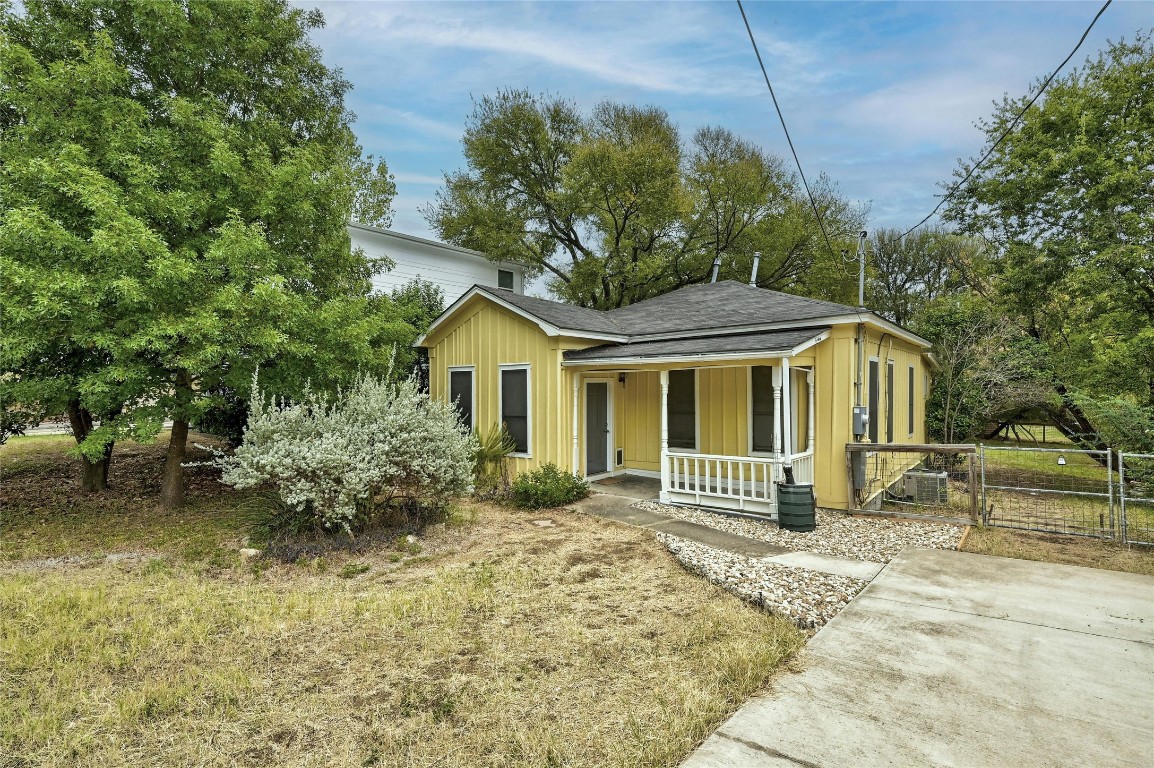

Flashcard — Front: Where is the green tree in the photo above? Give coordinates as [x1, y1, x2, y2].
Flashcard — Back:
[865, 226, 980, 327]
[423, 90, 864, 309]
[0, 0, 404, 504]
[943, 32, 1154, 448]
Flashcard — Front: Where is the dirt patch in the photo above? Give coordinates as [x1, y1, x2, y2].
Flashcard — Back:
[962, 525, 1154, 576]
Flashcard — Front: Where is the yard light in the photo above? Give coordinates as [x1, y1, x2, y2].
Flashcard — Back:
[1057, 455, 1066, 466]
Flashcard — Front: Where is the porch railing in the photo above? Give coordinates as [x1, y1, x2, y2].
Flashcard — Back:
[664, 450, 814, 517]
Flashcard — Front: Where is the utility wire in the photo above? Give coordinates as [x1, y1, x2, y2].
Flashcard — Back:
[736, 0, 840, 260]
[899, 0, 1112, 239]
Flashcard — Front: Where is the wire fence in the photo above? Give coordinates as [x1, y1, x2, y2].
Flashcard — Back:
[842, 443, 1153, 546]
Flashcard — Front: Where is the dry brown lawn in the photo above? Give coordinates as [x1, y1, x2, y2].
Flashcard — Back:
[961, 525, 1154, 576]
[0, 435, 805, 767]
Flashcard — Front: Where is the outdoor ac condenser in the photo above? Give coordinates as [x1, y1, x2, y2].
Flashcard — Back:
[903, 470, 949, 505]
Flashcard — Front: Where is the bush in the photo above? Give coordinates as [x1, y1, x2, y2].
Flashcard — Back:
[218, 371, 476, 533]
[509, 463, 589, 509]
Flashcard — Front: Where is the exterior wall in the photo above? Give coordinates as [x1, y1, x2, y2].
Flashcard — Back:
[426, 299, 566, 474]
[350, 224, 525, 303]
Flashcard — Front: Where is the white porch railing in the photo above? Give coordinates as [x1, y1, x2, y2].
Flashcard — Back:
[664, 450, 814, 517]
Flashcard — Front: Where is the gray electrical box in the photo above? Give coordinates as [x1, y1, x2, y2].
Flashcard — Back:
[852, 406, 870, 437]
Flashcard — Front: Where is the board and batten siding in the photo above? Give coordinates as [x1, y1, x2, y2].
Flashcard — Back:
[426, 298, 569, 474]
[350, 224, 525, 304]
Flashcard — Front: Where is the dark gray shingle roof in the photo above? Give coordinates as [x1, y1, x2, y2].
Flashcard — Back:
[474, 285, 625, 336]
[563, 328, 830, 362]
[604, 281, 858, 335]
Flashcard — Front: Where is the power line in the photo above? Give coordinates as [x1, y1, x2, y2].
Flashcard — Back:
[736, 0, 840, 260]
[899, 0, 1113, 239]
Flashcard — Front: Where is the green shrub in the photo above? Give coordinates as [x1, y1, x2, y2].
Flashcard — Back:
[509, 463, 589, 509]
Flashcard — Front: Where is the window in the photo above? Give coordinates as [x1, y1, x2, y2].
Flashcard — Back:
[751, 366, 775, 453]
[497, 269, 514, 291]
[886, 360, 895, 443]
[449, 367, 474, 432]
[667, 369, 696, 450]
[500, 365, 531, 454]
[868, 359, 880, 444]
[908, 366, 916, 435]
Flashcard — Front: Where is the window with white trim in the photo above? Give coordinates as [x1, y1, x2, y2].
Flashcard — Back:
[868, 358, 880, 444]
[908, 365, 916, 435]
[449, 367, 474, 432]
[886, 360, 895, 443]
[500, 365, 531, 455]
[667, 369, 696, 450]
[497, 269, 514, 290]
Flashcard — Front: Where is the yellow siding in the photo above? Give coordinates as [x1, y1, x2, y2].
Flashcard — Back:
[426, 298, 570, 473]
[426, 294, 931, 505]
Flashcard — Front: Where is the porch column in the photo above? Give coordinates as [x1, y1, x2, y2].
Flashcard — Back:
[782, 356, 794, 463]
[571, 374, 580, 474]
[806, 369, 815, 451]
[771, 366, 783, 461]
[659, 369, 670, 503]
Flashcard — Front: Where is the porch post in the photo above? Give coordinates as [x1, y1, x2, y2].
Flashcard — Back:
[772, 366, 783, 461]
[782, 356, 794, 462]
[806, 369, 816, 451]
[571, 374, 580, 475]
[659, 369, 670, 503]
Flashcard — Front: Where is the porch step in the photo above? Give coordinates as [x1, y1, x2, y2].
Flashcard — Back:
[581, 497, 792, 558]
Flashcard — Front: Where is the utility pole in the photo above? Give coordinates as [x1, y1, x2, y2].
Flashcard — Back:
[857, 230, 868, 307]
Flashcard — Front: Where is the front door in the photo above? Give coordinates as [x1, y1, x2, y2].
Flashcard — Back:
[586, 382, 609, 475]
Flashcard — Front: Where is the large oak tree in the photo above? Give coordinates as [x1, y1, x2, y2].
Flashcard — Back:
[1, 0, 409, 505]
[423, 90, 865, 309]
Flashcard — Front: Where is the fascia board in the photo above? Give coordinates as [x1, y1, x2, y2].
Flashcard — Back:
[562, 349, 792, 367]
[628, 313, 930, 349]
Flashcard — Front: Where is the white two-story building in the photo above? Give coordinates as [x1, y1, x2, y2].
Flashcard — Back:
[350, 222, 526, 303]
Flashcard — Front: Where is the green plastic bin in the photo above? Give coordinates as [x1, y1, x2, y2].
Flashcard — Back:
[777, 483, 816, 532]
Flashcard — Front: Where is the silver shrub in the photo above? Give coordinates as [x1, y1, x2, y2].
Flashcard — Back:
[220, 371, 476, 532]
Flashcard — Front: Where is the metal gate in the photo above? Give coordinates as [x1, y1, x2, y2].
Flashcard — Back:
[979, 446, 1115, 539]
[1120, 453, 1154, 546]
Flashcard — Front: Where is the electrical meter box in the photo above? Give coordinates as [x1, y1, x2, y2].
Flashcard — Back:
[852, 406, 870, 437]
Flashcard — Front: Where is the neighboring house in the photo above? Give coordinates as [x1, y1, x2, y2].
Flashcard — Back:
[349, 222, 525, 302]
[416, 281, 935, 516]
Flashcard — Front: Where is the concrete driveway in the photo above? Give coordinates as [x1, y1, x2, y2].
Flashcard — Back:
[683, 548, 1154, 767]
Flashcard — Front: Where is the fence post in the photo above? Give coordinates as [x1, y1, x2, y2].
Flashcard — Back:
[979, 444, 987, 525]
[1119, 454, 1127, 545]
[968, 451, 979, 525]
[1107, 448, 1116, 540]
[845, 447, 856, 514]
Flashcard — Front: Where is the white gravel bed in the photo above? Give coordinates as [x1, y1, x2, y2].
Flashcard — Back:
[637, 501, 962, 563]
[659, 533, 865, 630]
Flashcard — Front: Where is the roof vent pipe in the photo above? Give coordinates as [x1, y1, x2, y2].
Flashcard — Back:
[749, 252, 761, 287]
[710, 256, 722, 283]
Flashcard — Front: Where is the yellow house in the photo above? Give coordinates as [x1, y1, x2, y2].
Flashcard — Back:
[417, 281, 935, 515]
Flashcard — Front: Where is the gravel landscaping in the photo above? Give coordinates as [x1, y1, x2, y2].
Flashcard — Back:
[636, 500, 963, 563]
[646, 501, 965, 630]
[658, 533, 865, 630]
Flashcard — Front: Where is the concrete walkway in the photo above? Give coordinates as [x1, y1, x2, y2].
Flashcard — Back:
[682, 548, 1154, 767]
[580, 486, 883, 579]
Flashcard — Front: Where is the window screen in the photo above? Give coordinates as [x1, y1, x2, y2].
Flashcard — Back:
[751, 366, 775, 453]
[449, 369, 473, 432]
[667, 370, 696, 450]
[908, 366, 915, 434]
[497, 269, 514, 290]
[868, 359, 880, 444]
[886, 361, 895, 443]
[501, 368, 529, 453]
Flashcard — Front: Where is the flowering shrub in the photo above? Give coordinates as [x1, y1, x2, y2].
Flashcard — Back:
[509, 463, 589, 509]
[219, 372, 476, 533]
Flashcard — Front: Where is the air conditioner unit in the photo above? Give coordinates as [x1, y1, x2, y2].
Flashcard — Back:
[904, 470, 948, 505]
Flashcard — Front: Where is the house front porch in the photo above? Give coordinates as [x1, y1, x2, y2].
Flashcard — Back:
[565, 331, 822, 519]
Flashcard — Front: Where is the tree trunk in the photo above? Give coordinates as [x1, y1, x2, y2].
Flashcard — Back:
[161, 371, 195, 510]
[161, 417, 189, 510]
[66, 400, 113, 492]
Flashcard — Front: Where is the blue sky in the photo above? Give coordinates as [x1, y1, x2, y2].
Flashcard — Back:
[303, 1, 1151, 240]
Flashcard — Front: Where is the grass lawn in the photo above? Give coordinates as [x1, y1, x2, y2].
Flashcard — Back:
[0, 435, 805, 767]
[961, 525, 1154, 576]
